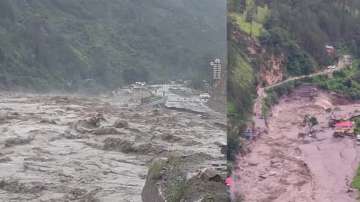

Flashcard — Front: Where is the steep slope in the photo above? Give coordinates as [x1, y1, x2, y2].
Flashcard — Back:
[229, 0, 360, 77]
[227, 0, 360, 160]
[0, 0, 226, 92]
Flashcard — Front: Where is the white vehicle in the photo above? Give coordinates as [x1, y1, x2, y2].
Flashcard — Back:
[327, 65, 336, 69]
[135, 82, 146, 86]
[200, 93, 210, 102]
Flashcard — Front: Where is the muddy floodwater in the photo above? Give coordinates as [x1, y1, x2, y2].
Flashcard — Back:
[0, 92, 225, 202]
[234, 86, 360, 202]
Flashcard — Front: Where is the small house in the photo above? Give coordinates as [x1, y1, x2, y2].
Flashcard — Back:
[343, 55, 353, 67]
[334, 121, 354, 135]
[325, 45, 336, 56]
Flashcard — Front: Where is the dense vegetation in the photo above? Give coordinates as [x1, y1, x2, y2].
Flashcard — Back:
[312, 60, 360, 99]
[230, 0, 360, 77]
[0, 0, 225, 92]
[227, 0, 360, 161]
[261, 59, 360, 118]
[352, 166, 360, 191]
[227, 41, 256, 160]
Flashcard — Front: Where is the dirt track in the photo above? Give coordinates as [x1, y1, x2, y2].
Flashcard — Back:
[234, 86, 360, 202]
[0, 93, 225, 201]
[264, 55, 350, 91]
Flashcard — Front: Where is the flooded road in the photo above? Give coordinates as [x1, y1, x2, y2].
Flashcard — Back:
[0, 92, 225, 201]
[234, 86, 360, 202]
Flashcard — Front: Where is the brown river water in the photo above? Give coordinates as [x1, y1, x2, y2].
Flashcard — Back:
[234, 86, 360, 202]
[0, 92, 225, 202]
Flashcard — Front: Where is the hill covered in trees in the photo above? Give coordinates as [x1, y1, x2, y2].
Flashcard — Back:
[0, 0, 226, 92]
[228, 0, 360, 160]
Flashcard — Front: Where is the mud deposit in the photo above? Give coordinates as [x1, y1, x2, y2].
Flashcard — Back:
[0, 93, 225, 201]
[234, 86, 360, 202]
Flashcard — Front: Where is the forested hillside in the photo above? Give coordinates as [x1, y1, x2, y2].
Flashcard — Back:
[227, 0, 360, 160]
[0, 0, 226, 92]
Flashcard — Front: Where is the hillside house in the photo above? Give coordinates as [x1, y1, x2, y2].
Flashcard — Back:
[334, 121, 355, 137]
[343, 55, 353, 67]
[325, 45, 336, 56]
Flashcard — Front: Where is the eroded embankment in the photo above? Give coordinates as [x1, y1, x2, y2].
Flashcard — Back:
[234, 86, 360, 202]
[0, 93, 226, 201]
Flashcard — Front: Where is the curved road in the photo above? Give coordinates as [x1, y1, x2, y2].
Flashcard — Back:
[254, 56, 351, 116]
[232, 56, 356, 201]
[265, 57, 349, 91]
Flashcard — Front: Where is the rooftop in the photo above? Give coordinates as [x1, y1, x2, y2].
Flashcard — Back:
[335, 121, 353, 128]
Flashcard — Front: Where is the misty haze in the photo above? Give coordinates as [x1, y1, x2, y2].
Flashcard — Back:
[0, 0, 227, 201]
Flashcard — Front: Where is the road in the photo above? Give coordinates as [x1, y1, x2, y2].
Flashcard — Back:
[232, 56, 358, 202]
[254, 56, 351, 116]
[264, 65, 345, 91]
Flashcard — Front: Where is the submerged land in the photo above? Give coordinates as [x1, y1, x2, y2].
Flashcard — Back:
[233, 85, 360, 202]
[0, 84, 227, 201]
